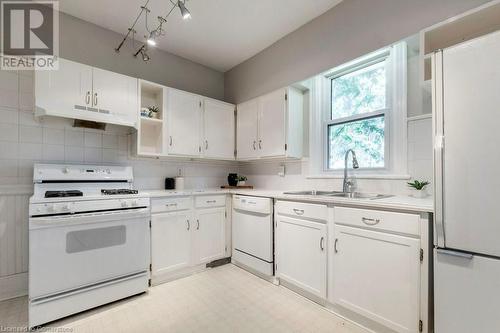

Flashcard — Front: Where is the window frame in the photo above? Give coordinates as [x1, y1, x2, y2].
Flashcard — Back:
[324, 49, 392, 172]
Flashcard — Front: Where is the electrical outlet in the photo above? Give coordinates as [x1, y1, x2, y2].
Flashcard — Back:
[278, 164, 285, 177]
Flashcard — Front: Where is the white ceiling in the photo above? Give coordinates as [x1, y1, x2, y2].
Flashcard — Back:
[59, 0, 343, 72]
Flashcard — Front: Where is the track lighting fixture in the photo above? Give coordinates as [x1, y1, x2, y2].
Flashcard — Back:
[133, 45, 150, 62]
[178, 1, 191, 20]
[146, 31, 157, 46]
[115, 0, 192, 61]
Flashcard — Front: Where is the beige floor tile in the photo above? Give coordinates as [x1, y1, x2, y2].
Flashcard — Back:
[0, 264, 369, 332]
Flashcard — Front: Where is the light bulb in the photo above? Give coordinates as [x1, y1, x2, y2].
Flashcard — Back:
[178, 1, 191, 20]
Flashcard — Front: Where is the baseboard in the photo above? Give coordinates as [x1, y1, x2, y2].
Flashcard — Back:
[0, 272, 28, 301]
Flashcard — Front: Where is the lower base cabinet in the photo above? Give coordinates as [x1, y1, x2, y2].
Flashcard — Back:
[150, 196, 227, 283]
[332, 207, 423, 333]
[195, 207, 226, 264]
[275, 214, 327, 299]
[151, 211, 192, 276]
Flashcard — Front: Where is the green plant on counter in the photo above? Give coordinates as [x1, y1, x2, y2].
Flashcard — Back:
[238, 175, 247, 182]
[407, 180, 430, 190]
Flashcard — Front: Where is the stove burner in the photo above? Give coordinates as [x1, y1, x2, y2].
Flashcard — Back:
[45, 190, 83, 198]
[101, 189, 139, 195]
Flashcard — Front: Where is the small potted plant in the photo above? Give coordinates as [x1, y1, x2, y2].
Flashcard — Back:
[148, 106, 160, 119]
[407, 180, 430, 198]
[237, 175, 247, 186]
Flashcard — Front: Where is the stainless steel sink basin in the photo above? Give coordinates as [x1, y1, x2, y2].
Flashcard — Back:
[328, 192, 393, 200]
[283, 190, 343, 196]
[282, 190, 393, 200]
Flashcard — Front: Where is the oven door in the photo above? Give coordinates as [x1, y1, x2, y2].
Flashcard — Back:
[29, 208, 150, 299]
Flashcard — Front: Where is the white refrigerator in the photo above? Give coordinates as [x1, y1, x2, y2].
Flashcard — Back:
[433, 30, 500, 333]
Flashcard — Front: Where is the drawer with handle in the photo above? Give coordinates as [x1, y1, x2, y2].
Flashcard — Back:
[151, 197, 192, 213]
[195, 195, 226, 208]
[334, 206, 420, 236]
[275, 200, 328, 222]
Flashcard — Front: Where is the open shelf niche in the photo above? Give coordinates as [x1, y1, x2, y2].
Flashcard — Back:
[137, 80, 165, 156]
[419, 0, 500, 83]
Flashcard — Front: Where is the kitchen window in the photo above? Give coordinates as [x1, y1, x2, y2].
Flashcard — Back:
[327, 52, 389, 170]
[310, 41, 408, 178]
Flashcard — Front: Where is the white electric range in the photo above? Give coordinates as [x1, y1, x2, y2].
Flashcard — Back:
[28, 164, 151, 328]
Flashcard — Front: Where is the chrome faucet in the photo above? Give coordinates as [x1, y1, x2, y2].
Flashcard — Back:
[343, 149, 359, 193]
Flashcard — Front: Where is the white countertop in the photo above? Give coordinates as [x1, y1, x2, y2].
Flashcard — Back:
[144, 188, 433, 213]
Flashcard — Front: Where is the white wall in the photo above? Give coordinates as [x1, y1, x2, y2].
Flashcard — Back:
[224, 0, 490, 103]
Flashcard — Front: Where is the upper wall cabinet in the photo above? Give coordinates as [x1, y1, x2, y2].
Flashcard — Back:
[166, 88, 203, 157]
[202, 99, 235, 160]
[236, 87, 303, 160]
[35, 58, 138, 128]
[134, 83, 235, 160]
[236, 99, 260, 160]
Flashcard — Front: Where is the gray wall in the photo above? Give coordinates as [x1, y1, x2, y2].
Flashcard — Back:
[60, 13, 224, 100]
[224, 0, 491, 104]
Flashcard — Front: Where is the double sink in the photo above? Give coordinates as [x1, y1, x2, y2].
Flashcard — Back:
[282, 190, 393, 200]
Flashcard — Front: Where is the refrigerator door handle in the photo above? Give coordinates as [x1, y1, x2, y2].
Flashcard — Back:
[437, 248, 473, 260]
[433, 50, 446, 248]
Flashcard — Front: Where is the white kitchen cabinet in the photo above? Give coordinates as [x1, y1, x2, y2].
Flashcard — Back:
[166, 88, 202, 157]
[150, 195, 228, 284]
[202, 99, 235, 160]
[259, 89, 286, 157]
[151, 211, 192, 277]
[35, 58, 92, 120]
[92, 67, 138, 127]
[236, 99, 260, 159]
[332, 225, 420, 333]
[194, 207, 226, 264]
[275, 215, 327, 299]
[236, 87, 303, 160]
[35, 58, 138, 127]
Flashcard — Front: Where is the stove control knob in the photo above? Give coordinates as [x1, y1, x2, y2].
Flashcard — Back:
[61, 204, 70, 212]
[121, 201, 128, 208]
[62, 167, 70, 174]
[46, 204, 55, 213]
[131, 200, 138, 207]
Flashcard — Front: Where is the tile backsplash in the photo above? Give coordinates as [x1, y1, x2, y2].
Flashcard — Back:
[0, 70, 237, 190]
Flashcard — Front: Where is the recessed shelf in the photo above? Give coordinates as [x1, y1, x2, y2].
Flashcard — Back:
[140, 116, 163, 123]
[422, 0, 500, 56]
[137, 80, 166, 156]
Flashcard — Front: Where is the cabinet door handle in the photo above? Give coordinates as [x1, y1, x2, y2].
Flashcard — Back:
[85, 91, 91, 105]
[186, 220, 190, 230]
[258, 140, 262, 149]
[361, 217, 380, 226]
[206, 200, 216, 204]
[169, 136, 173, 146]
[196, 219, 200, 230]
[320, 237, 325, 251]
[253, 141, 256, 150]
[334, 238, 338, 253]
[205, 140, 208, 150]
[292, 208, 304, 215]
[93, 93, 98, 106]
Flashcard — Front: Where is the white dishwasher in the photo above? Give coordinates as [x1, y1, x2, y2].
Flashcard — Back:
[232, 195, 274, 277]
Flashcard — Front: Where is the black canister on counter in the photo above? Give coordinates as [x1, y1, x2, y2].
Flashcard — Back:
[227, 173, 238, 187]
[165, 178, 176, 190]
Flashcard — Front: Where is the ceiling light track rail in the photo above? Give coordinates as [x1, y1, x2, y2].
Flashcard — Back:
[115, 0, 192, 62]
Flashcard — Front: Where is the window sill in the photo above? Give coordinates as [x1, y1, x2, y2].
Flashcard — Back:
[306, 174, 411, 180]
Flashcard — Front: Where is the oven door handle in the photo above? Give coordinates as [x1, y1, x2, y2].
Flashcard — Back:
[29, 208, 150, 230]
